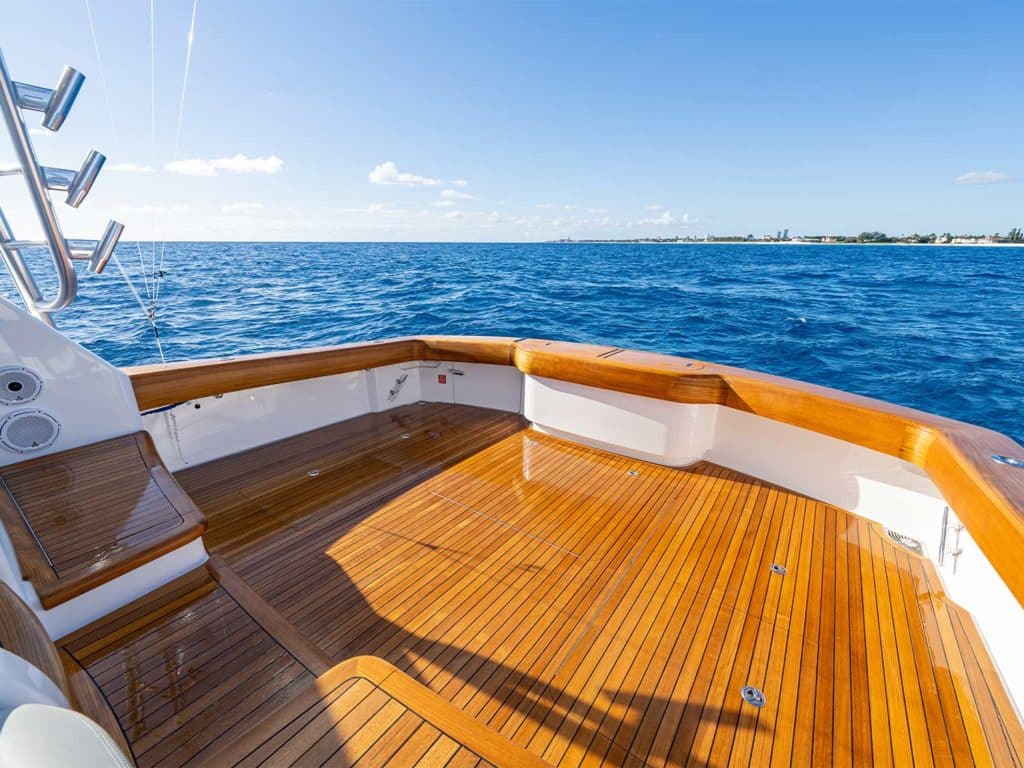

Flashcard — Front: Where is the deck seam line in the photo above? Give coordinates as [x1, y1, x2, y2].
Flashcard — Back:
[428, 490, 581, 558]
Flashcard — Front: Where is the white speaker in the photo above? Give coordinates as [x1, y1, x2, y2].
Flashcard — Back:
[0, 367, 43, 406]
[0, 410, 60, 454]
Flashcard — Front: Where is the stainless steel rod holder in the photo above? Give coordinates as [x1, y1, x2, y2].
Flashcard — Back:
[0, 47, 123, 326]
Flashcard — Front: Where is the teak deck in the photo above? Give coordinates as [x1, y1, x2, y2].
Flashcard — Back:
[0, 431, 205, 608]
[64, 403, 1023, 767]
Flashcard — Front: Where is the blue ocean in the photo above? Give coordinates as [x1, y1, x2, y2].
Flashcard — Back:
[4, 242, 1022, 444]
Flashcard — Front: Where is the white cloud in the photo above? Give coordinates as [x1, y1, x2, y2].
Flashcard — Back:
[453, 179, 469, 187]
[221, 201, 264, 215]
[440, 188, 474, 200]
[680, 212, 699, 226]
[109, 162, 155, 173]
[641, 210, 675, 226]
[368, 161, 440, 186]
[166, 153, 284, 176]
[953, 170, 1016, 186]
[28, 128, 52, 139]
[645, 204, 665, 212]
[445, 210, 462, 219]
[536, 203, 556, 209]
[433, 200, 456, 208]
[487, 211, 500, 223]
[588, 208, 609, 214]
[118, 203, 191, 214]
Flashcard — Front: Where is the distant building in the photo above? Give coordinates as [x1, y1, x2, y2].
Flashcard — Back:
[783, 228, 789, 240]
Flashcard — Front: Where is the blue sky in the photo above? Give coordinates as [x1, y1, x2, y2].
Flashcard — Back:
[2, 1, 1022, 241]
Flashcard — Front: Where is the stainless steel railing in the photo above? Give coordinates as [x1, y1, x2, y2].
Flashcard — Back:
[0, 46, 123, 327]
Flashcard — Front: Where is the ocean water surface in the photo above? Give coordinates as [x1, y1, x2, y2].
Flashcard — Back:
[3, 242, 1022, 444]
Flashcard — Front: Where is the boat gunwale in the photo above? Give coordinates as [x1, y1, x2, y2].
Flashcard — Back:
[123, 335, 1024, 610]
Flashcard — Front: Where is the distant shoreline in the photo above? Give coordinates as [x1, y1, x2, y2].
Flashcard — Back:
[548, 240, 1024, 247]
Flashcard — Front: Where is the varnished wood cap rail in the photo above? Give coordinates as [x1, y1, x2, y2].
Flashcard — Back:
[125, 335, 515, 411]
[124, 335, 1024, 607]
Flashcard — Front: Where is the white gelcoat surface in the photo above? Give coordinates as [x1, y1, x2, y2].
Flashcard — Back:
[706, 407, 947, 552]
[0, 299, 141, 466]
[27, 538, 209, 639]
[938, 520, 1024, 716]
[524, 375, 717, 466]
[146, 362, 522, 470]
[0, 650, 68, 711]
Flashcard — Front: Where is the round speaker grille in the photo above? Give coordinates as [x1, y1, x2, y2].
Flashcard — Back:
[0, 367, 43, 405]
[0, 410, 60, 453]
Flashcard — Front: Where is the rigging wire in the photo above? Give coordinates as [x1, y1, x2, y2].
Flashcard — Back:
[82, 0, 166, 362]
[155, 0, 200, 307]
[148, 0, 158, 288]
[113, 253, 166, 362]
[84, 0, 153, 303]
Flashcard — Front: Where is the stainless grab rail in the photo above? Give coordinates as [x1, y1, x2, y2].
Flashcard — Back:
[0, 46, 123, 327]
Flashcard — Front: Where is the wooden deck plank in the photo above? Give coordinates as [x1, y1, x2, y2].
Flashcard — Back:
[57, 403, 1021, 766]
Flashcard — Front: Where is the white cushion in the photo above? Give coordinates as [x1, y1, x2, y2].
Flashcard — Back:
[0, 704, 132, 768]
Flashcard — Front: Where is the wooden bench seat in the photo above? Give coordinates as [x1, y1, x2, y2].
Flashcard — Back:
[0, 431, 205, 608]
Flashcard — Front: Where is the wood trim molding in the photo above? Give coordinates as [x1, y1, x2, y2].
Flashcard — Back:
[338, 656, 551, 767]
[123, 336, 1024, 608]
[205, 654, 551, 767]
[126, 335, 515, 411]
[60, 649, 136, 764]
[0, 580, 69, 697]
[206, 554, 334, 676]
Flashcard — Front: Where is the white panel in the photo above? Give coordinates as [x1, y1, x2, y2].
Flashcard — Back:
[524, 375, 716, 466]
[707, 407, 946, 551]
[372, 363, 426, 411]
[415, 361, 454, 404]
[31, 538, 208, 639]
[449, 363, 523, 412]
[147, 363, 522, 470]
[940, 522, 1024, 714]
[0, 298, 141, 466]
[0, 650, 69, 711]
[144, 369, 375, 470]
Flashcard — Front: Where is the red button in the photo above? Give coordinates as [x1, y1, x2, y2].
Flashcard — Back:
[438, 374, 447, 384]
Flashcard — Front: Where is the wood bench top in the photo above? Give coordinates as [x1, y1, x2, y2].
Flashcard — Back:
[0, 431, 205, 608]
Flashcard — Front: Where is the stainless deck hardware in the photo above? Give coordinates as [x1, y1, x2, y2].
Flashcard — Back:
[628, 469, 639, 476]
[938, 506, 964, 573]
[0, 46, 123, 327]
[741, 686, 766, 707]
[991, 454, 1024, 468]
[885, 528, 923, 555]
[387, 373, 408, 402]
[307, 469, 320, 477]
[770, 563, 787, 575]
[400, 432, 411, 439]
